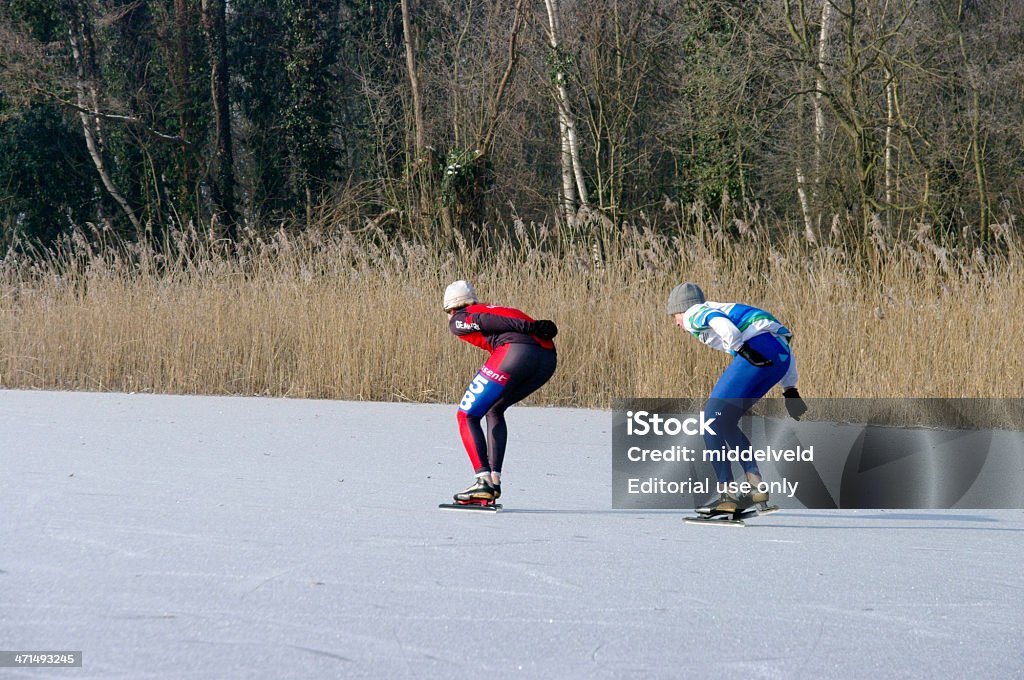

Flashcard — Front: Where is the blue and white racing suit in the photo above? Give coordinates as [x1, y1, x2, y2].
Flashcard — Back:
[682, 302, 797, 484]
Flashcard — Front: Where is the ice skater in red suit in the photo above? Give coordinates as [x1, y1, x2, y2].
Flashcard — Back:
[443, 280, 558, 505]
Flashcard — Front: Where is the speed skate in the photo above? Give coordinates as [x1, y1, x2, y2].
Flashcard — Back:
[438, 500, 503, 512]
[684, 502, 780, 527]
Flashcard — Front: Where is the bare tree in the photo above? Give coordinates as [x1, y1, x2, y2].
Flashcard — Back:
[784, 0, 915, 241]
[938, 0, 990, 240]
[410, 0, 532, 231]
[573, 0, 670, 222]
[478, 0, 529, 156]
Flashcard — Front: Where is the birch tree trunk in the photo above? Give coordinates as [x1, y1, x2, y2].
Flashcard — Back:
[806, 0, 833, 242]
[542, 0, 589, 225]
[814, 0, 831, 194]
[794, 0, 832, 243]
[68, 5, 142, 234]
[796, 167, 815, 244]
[884, 70, 894, 230]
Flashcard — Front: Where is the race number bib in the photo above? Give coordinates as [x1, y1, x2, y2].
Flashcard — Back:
[459, 368, 509, 416]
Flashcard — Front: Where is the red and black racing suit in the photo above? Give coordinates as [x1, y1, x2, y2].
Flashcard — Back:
[449, 304, 557, 475]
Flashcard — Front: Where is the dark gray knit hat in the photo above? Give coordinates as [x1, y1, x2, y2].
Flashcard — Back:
[666, 282, 705, 315]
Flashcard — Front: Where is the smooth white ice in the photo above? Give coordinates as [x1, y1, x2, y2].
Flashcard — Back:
[1, 390, 1022, 679]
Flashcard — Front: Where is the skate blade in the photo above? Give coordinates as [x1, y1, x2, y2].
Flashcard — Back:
[684, 514, 746, 526]
[694, 508, 757, 520]
[755, 504, 780, 514]
[439, 502, 502, 512]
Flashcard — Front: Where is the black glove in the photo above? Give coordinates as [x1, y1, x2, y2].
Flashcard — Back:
[783, 387, 807, 420]
[528, 319, 558, 340]
[736, 343, 772, 367]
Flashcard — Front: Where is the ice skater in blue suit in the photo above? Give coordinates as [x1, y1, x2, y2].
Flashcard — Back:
[666, 282, 807, 513]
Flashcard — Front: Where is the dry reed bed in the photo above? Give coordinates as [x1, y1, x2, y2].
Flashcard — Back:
[0, 224, 1021, 406]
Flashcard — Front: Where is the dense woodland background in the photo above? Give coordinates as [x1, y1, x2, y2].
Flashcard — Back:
[2, 0, 1023, 248]
[1, 1, 1023, 403]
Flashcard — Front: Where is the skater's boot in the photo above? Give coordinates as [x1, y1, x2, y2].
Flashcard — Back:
[741, 474, 775, 512]
[739, 484, 778, 513]
[749, 487, 770, 509]
[491, 483, 501, 500]
[453, 477, 496, 504]
[696, 491, 739, 515]
[737, 487, 768, 509]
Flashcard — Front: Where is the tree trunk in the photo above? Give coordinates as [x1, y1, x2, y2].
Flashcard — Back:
[401, 0, 425, 163]
[935, 0, 990, 240]
[542, 0, 589, 225]
[556, 110, 577, 225]
[201, 0, 237, 238]
[68, 5, 142, 234]
[796, 168, 815, 243]
[884, 70, 894, 230]
[400, 0, 432, 232]
[814, 0, 831, 191]
[173, 0, 194, 214]
[794, 0, 832, 244]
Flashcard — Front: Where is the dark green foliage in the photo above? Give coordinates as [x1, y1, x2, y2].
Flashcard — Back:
[673, 1, 757, 213]
[0, 104, 94, 246]
[5, 0, 68, 42]
[281, 0, 339, 197]
[231, 0, 294, 219]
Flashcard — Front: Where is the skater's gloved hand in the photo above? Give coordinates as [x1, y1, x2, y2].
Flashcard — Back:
[528, 319, 558, 340]
[736, 343, 772, 367]
[783, 387, 807, 420]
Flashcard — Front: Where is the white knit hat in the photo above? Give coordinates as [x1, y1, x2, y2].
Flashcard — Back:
[443, 280, 478, 311]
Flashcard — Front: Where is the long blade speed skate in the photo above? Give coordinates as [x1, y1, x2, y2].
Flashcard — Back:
[438, 500, 503, 512]
[684, 508, 757, 526]
[443, 477, 501, 511]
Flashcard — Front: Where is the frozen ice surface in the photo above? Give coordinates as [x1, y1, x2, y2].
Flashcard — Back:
[1, 390, 1022, 679]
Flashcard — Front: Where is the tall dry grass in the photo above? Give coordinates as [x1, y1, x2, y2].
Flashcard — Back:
[0, 215, 1021, 406]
